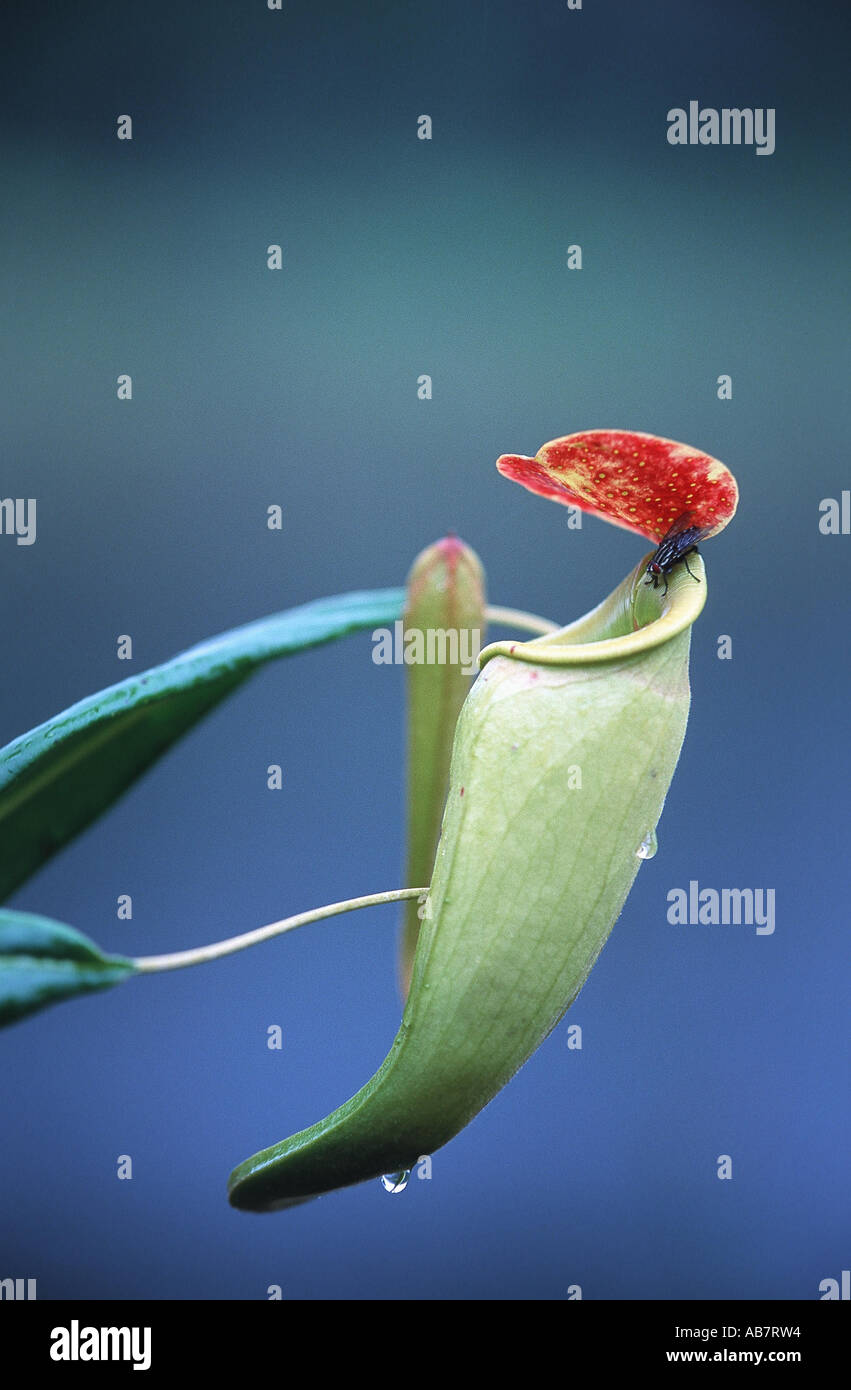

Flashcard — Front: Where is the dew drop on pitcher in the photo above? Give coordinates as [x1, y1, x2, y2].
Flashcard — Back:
[380, 1170, 411, 1194]
[636, 828, 659, 860]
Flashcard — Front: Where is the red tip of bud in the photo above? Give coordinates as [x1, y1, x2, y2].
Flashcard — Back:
[405, 535, 485, 614]
[434, 534, 465, 574]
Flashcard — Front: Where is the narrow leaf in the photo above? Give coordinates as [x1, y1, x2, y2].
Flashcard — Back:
[0, 589, 404, 901]
[0, 910, 136, 1027]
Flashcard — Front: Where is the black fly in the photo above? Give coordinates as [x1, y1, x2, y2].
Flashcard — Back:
[645, 512, 709, 597]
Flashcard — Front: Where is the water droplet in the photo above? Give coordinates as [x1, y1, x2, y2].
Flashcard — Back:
[380, 1170, 410, 1194]
[636, 828, 658, 860]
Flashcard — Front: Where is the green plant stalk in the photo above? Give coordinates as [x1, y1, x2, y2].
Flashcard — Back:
[399, 539, 487, 998]
[228, 553, 707, 1211]
[132, 888, 427, 973]
[0, 890, 430, 1030]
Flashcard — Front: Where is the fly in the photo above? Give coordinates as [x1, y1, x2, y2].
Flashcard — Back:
[645, 512, 709, 597]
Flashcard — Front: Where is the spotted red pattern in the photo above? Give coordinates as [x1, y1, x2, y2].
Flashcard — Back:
[497, 429, 738, 542]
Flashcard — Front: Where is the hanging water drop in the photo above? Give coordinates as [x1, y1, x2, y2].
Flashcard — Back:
[380, 1170, 410, 1194]
[636, 827, 658, 860]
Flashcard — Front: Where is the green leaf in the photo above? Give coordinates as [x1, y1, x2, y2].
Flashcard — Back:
[0, 589, 404, 902]
[0, 910, 136, 1027]
[399, 539, 486, 998]
[228, 555, 707, 1210]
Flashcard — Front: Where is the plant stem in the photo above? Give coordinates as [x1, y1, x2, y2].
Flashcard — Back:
[485, 605, 559, 636]
[132, 887, 428, 974]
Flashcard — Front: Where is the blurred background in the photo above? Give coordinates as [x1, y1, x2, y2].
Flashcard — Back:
[1, 0, 848, 1299]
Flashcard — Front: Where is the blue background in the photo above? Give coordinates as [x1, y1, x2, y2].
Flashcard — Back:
[1, 0, 848, 1299]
